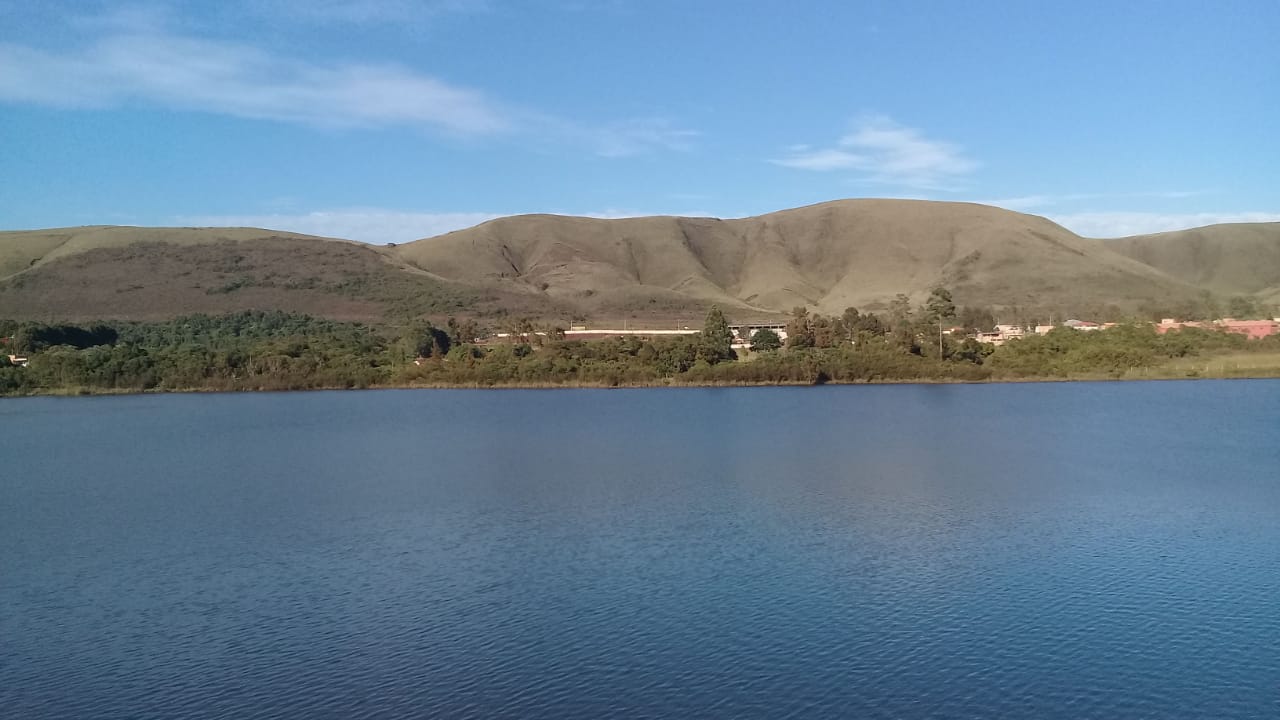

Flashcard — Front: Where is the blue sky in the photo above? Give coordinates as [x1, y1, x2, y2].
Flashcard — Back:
[2, 0, 1277, 242]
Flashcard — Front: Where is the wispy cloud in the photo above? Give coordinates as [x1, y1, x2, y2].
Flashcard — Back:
[976, 191, 1209, 213]
[0, 32, 510, 134]
[248, 0, 490, 25]
[1050, 211, 1280, 238]
[0, 14, 699, 155]
[571, 207, 717, 220]
[773, 115, 978, 190]
[592, 118, 700, 158]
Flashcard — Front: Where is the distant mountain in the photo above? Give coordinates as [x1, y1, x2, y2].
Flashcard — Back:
[0, 226, 505, 322]
[1107, 223, 1280, 300]
[392, 199, 1202, 316]
[2, 200, 1270, 324]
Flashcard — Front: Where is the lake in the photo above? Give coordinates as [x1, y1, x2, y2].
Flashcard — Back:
[2, 382, 1279, 719]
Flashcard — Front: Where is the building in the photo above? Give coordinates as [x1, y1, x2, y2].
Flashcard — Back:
[1155, 318, 1210, 334]
[976, 325, 1026, 345]
[1063, 319, 1101, 331]
[1156, 318, 1280, 340]
[1220, 319, 1280, 340]
[6, 354, 29, 367]
[728, 323, 789, 343]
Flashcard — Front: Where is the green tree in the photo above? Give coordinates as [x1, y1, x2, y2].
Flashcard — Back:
[785, 306, 815, 348]
[925, 287, 957, 358]
[749, 328, 782, 352]
[925, 287, 957, 324]
[811, 314, 843, 348]
[698, 306, 734, 363]
[402, 321, 451, 359]
[851, 312, 885, 337]
[446, 317, 481, 345]
[841, 307, 861, 341]
[888, 294, 913, 329]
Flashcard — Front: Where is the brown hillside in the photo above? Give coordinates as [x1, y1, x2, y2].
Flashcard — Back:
[0, 227, 493, 322]
[5, 202, 1248, 325]
[1107, 223, 1280, 297]
[395, 199, 1202, 315]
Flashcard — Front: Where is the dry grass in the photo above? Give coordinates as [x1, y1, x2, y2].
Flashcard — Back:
[5, 203, 1276, 326]
[393, 199, 1206, 317]
[1157, 351, 1280, 378]
[0, 235, 485, 323]
[1108, 222, 1280, 297]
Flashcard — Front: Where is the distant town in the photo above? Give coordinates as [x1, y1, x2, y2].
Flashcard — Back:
[486, 316, 1280, 350]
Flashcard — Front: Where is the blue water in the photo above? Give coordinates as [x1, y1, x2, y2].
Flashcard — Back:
[2, 382, 1279, 719]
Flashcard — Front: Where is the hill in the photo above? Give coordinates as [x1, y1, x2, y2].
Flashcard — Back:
[393, 199, 1202, 317]
[4, 201, 1268, 325]
[0, 226, 506, 323]
[1107, 223, 1280, 298]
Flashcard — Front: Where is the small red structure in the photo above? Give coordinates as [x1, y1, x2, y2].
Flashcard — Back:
[1156, 318, 1279, 339]
[1220, 320, 1280, 340]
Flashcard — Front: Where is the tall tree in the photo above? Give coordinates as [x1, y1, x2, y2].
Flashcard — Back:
[925, 287, 957, 324]
[888, 294, 913, 331]
[699, 306, 734, 363]
[925, 287, 957, 359]
[841, 307, 861, 341]
[785, 306, 815, 348]
[811, 315, 842, 348]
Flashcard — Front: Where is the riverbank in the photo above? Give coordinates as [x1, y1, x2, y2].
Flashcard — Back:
[5, 312, 1279, 398]
[6, 363, 1280, 398]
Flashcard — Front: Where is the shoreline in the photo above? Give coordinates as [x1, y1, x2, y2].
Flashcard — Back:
[5, 371, 1280, 399]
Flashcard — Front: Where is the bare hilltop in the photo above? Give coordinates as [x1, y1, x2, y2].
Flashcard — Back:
[2, 200, 1278, 324]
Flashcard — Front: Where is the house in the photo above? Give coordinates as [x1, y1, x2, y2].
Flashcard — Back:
[976, 325, 1026, 345]
[1063, 319, 1101, 331]
[975, 331, 1005, 345]
[1156, 318, 1279, 339]
[1220, 319, 1280, 340]
[1155, 318, 1210, 334]
[6, 354, 29, 367]
[729, 323, 789, 343]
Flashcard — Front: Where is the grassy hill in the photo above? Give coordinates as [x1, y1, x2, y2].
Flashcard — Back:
[4, 202, 1270, 325]
[1107, 223, 1280, 298]
[0, 226, 501, 323]
[393, 199, 1203, 317]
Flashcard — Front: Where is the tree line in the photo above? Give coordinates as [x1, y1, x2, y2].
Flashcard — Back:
[2, 295, 1276, 395]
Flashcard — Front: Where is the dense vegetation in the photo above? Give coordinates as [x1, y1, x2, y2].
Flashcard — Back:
[0, 312, 396, 393]
[2, 297, 1278, 396]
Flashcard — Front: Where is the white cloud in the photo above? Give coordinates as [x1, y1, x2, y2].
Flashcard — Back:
[572, 207, 717, 220]
[0, 33, 509, 134]
[249, 0, 490, 25]
[177, 209, 503, 244]
[592, 118, 699, 158]
[974, 191, 1210, 213]
[1050, 211, 1280, 238]
[0, 17, 700, 155]
[773, 115, 978, 189]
